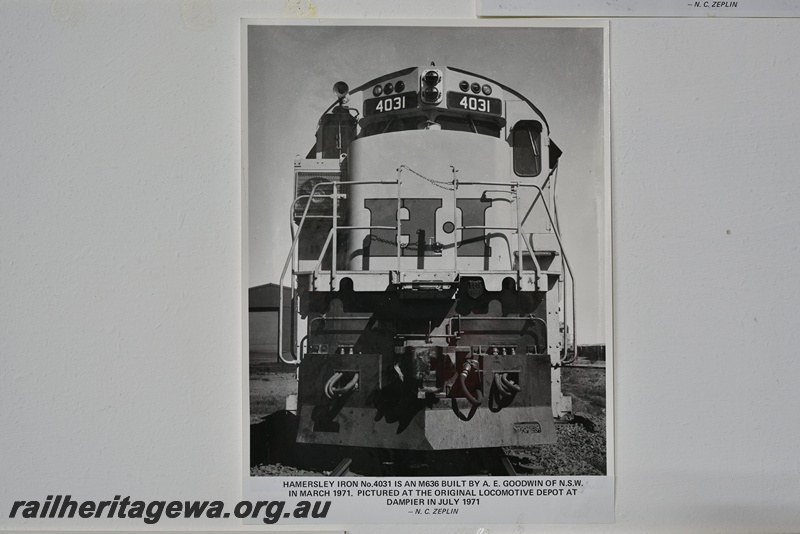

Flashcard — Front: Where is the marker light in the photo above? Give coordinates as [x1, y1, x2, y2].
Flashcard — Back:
[459, 80, 469, 92]
[471, 82, 481, 94]
[373, 85, 383, 97]
[395, 80, 405, 93]
[384, 82, 394, 95]
[482, 84, 492, 96]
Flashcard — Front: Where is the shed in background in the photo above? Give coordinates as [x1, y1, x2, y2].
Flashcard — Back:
[249, 284, 291, 357]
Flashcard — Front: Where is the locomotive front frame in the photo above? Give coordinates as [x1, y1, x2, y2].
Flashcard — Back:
[278, 65, 576, 451]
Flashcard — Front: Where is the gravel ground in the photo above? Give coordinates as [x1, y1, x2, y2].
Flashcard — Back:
[250, 463, 328, 477]
[505, 412, 606, 476]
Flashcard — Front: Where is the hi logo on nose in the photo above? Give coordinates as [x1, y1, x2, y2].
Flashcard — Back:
[363, 198, 492, 257]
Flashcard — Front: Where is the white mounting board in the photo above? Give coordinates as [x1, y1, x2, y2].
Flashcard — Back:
[479, 0, 800, 17]
[3, 2, 800, 533]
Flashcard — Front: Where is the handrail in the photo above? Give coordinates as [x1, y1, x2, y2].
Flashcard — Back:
[302, 180, 568, 284]
[332, 181, 338, 283]
[451, 166, 459, 272]
[456, 179, 577, 363]
[281, 176, 576, 364]
[277, 180, 337, 364]
[515, 183, 576, 363]
[448, 315, 549, 350]
[515, 184, 523, 284]
[310, 225, 397, 282]
[278, 180, 399, 364]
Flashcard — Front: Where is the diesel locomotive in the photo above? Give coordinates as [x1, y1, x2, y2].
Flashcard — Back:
[277, 65, 575, 451]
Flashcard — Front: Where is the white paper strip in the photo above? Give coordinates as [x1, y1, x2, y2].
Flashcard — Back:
[479, 0, 800, 18]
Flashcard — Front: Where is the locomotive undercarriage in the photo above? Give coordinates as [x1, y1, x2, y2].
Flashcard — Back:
[295, 278, 558, 450]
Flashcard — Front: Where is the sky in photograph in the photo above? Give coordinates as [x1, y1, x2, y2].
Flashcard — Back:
[246, 22, 607, 344]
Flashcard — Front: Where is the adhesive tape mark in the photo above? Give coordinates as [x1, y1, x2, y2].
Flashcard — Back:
[51, 0, 86, 25]
[180, 0, 215, 31]
[282, 0, 316, 18]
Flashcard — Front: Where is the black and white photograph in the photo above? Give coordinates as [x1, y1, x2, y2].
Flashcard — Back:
[9, 3, 800, 531]
[244, 19, 612, 523]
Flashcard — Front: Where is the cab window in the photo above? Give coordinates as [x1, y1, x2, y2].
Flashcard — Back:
[512, 120, 542, 177]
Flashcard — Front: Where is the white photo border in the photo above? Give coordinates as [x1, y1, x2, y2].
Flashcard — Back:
[242, 18, 613, 526]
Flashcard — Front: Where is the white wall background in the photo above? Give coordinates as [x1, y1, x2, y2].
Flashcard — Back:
[2, 1, 799, 533]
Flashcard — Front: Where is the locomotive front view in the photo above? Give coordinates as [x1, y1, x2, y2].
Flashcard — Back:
[278, 65, 575, 451]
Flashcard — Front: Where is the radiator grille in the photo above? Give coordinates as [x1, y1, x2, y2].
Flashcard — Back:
[293, 170, 341, 222]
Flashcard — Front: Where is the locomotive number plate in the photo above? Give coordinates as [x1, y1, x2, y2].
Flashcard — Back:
[364, 92, 418, 116]
[446, 92, 502, 115]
